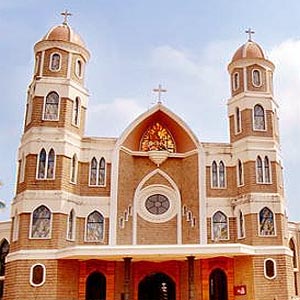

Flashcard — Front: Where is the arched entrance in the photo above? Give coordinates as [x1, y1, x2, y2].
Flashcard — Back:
[209, 268, 228, 300]
[138, 272, 175, 300]
[85, 271, 106, 300]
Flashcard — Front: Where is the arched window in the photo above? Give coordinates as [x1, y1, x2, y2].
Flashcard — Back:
[264, 156, 271, 183]
[290, 239, 299, 296]
[37, 148, 55, 179]
[44, 92, 59, 120]
[86, 211, 104, 242]
[212, 211, 228, 241]
[233, 72, 239, 91]
[70, 154, 78, 183]
[259, 207, 275, 236]
[98, 157, 106, 186]
[67, 209, 75, 241]
[252, 69, 261, 86]
[237, 159, 244, 186]
[219, 161, 225, 188]
[31, 205, 52, 238]
[0, 239, 9, 299]
[89, 157, 97, 186]
[264, 259, 276, 279]
[30, 264, 46, 286]
[72, 97, 80, 126]
[235, 107, 241, 133]
[50, 53, 61, 71]
[254, 104, 265, 130]
[256, 156, 263, 183]
[238, 210, 245, 238]
[75, 59, 83, 78]
[47, 148, 55, 179]
[212, 161, 218, 187]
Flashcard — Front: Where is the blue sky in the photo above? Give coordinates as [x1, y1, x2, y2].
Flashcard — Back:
[0, 0, 299, 221]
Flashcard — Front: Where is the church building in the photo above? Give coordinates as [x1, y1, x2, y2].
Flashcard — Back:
[1, 14, 300, 300]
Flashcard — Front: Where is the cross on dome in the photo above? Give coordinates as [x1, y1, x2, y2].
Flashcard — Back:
[245, 28, 255, 41]
[153, 84, 167, 104]
[61, 9, 72, 25]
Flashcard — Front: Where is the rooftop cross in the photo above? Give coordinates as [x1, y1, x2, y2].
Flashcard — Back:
[245, 27, 255, 41]
[61, 9, 72, 25]
[153, 84, 167, 104]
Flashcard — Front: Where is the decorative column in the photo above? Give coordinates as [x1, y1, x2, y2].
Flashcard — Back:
[187, 256, 195, 300]
[123, 257, 132, 300]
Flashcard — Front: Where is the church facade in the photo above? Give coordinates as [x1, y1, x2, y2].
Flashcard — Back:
[1, 17, 300, 300]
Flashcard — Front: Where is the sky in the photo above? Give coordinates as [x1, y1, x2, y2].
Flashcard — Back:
[0, 0, 299, 221]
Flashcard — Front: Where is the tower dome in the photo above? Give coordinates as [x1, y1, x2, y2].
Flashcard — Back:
[231, 40, 265, 63]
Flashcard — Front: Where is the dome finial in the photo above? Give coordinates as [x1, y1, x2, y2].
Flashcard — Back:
[61, 9, 72, 25]
[245, 27, 255, 42]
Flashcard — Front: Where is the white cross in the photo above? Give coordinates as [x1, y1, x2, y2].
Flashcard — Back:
[153, 84, 167, 104]
[245, 28, 255, 41]
[61, 9, 72, 25]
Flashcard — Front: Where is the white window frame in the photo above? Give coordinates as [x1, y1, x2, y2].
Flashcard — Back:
[29, 204, 52, 240]
[252, 69, 262, 87]
[75, 58, 84, 78]
[253, 104, 267, 132]
[84, 210, 105, 243]
[256, 155, 272, 184]
[66, 209, 76, 241]
[237, 160, 244, 187]
[49, 52, 62, 72]
[88, 157, 106, 187]
[258, 207, 277, 237]
[36, 148, 56, 180]
[264, 258, 277, 280]
[42, 91, 60, 121]
[211, 210, 230, 241]
[70, 154, 78, 184]
[210, 160, 226, 189]
[235, 107, 242, 134]
[30, 263, 46, 287]
[72, 97, 81, 127]
[237, 210, 245, 239]
[232, 72, 240, 91]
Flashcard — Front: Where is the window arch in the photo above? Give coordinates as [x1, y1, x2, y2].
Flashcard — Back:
[264, 156, 271, 183]
[256, 156, 263, 183]
[75, 59, 83, 78]
[256, 155, 271, 184]
[31, 205, 52, 238]
[30, 264, 46, 286]
[235, 107, 241, 133]
[70, 154, 78, 183]
[72, 97, 80, 126]
[212, 161, 218, 187]
[252, 69, 261, 87]
[212, 211, 229, 241]
[43, 91, 59, 120]
[259, 207, 275, 236]
[86, 211, 104, 242]
[253, 104, 265, 130]
[50, 53, 61, 71]
[67, 209, 75, 241]
[233, 72, 239, 91]
[89, 157, 106, 186]
[264, 259, 276, 279]
[219, 161, 225, 188]
[289, 239, 297, 269]
[37, 148, 55, 179]
[237, 159, 244, 186]
[238, 210, 245, 238]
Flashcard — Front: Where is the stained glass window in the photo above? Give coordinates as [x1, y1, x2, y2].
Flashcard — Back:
[235, 107, 241, 132]
[98, 158, 106, 186]
[219, 161, 225, 188]
[212, 211, 228, 240]
[238, 210, 245, 238]
[50, 53, 60, 71]
[31, 205, 51, 238]
[257, 156, 263, 183]
[145, 194, 170, 215]
[212, 161, 218, 187]
[67, 209, 75, 240]
[90, 157, 97, 186]
[44, 92, 59, 120]
[238, 160, 244, 186]
[264, 156, 271, 183]
[47, 149, 55, 179]
[254, 104, 265, 130]
[73, 97, 80, 126]
[37, 149, 46, 179]
[71, 154, 77, 183]
[259, 207, 275, 236]
[86, 211, 104, 242]
[140, 122, 175, 153]
[252, 69, 261, 86]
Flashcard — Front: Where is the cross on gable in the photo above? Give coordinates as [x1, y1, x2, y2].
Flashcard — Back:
[61, 9, 72, 25]
[245, 28, 255, 41]
[153, 84, 167, 104]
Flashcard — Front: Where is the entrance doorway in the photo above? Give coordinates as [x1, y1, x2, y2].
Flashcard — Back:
[138, 272, 175, 300]
[209, 268, 228, 300]
[85, 271, 106, 300]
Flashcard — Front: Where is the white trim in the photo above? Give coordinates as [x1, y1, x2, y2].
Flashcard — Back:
[7, 244, 292, 262]
[30, 263, 46, 287]
[34, 54, 40, 75]
[35, 147, 56, 180]
[232, 72, 240, 91]
[12, 211, 19, 242]
[255, 155, 272, 184]
[252, 69, 262, 87]
[264, 258, 277, 280]
[49, 52, 62, 72]
[199, 147, 207, 244]
[67, 53, 72, 79]
[39, 51, 45, 77]
[29, 204, 52, 240]
[75, 58, 84, 79]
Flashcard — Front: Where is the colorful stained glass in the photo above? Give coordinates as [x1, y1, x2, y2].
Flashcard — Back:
[86, 211, 104, 242]
[31, 205, 51, 238]
[259, 207, 275, 236]
[140, 122, 175, 153]
[212, 211, 228, 240]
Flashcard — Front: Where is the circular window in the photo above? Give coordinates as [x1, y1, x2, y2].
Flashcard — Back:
[145, 194, 170, 215]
